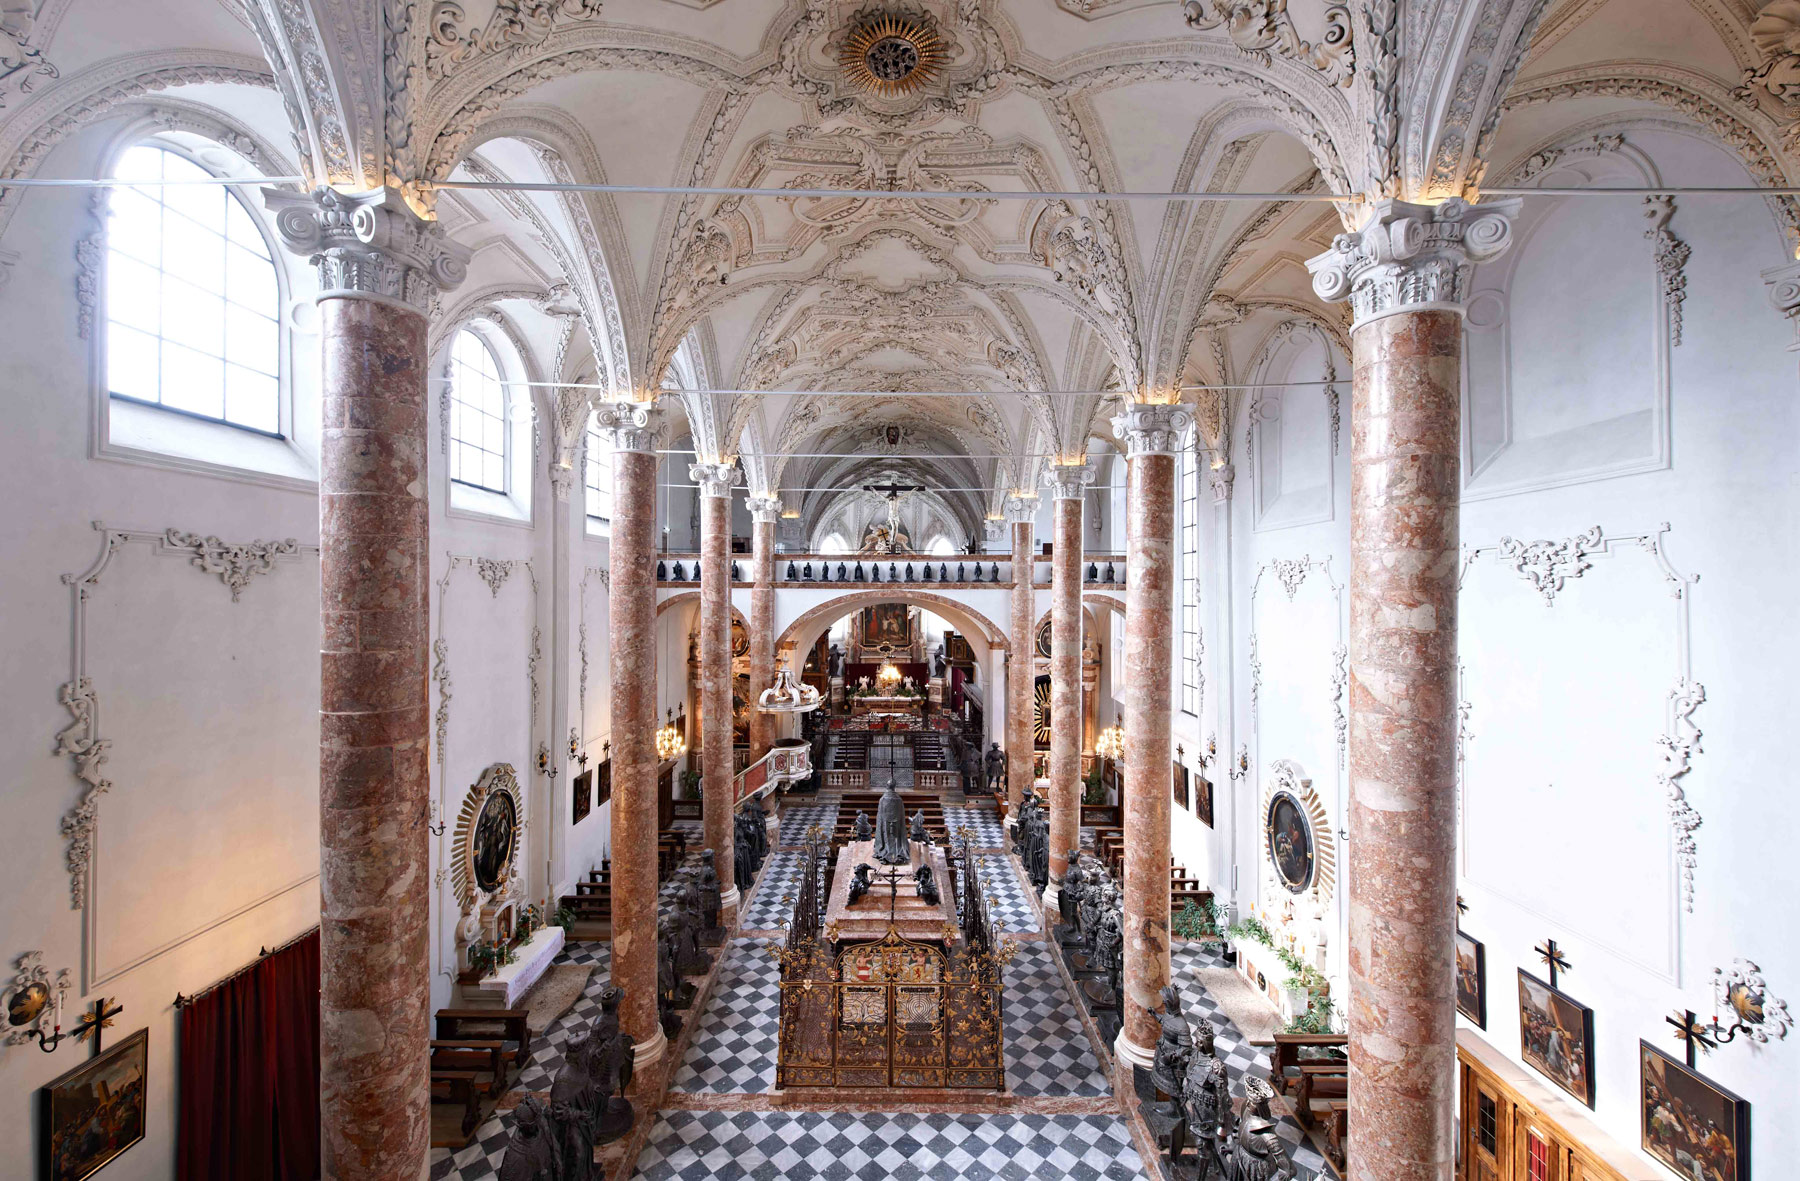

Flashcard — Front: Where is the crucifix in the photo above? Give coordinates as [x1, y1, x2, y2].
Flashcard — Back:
[861, 481, 924, 552]
[878, 865, 907, 925]
[1535, 938, 1572, 989]
[1666, 1009, 1715, 1069]
[73, 997, 124, 1056]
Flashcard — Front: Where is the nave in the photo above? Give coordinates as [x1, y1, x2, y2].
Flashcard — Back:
[431, 789, 1331, 1181]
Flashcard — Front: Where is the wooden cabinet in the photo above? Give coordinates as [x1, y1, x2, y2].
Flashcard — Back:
[1456, 1030, 1657, 1181]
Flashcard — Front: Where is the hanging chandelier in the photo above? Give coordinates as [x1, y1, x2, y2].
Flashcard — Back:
[757, 666, 822, 714]
[1096, 725, 1125, 762]
[876, 659, 903, 692]
[655, 709, 686, 761]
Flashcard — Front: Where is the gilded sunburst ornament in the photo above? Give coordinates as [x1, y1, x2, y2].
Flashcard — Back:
[840, 14, 947, 97]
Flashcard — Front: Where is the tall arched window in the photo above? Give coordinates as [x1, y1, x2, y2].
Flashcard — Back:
[105, 144, 280, 433]
[585, 412, 613, 528]
[1179, 442, 1201, 716]
[448, 329, 508, 493]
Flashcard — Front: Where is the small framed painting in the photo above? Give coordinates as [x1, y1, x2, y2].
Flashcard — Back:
[1172, 761, 1190, 811]
[1454, 930, 1486, 1028]
[1195, 776, 1214, 829]
[1640, 1040, 1749, 1181]
[42, 1027, 148, 1181]
[1517, 969, 1595, 1107]
[596, 755, 612, 807]
[572, 768, 592, 825]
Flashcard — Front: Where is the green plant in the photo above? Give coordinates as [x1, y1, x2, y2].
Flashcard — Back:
[554, 906, 576, 933]
[1284, 992, 1335, 1035]
[1172, 897, 1224, 941]
[1227, 915, 1274, 947]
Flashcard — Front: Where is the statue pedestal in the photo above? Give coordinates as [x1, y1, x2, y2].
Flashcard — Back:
[824, 840, 958, 942]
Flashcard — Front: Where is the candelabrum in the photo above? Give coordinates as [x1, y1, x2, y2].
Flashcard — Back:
[655, 709, 687, 761]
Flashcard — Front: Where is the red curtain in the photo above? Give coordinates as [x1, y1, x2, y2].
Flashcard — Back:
[177, 929, 320, 1181]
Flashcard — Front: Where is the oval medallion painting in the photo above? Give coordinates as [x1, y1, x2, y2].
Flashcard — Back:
[472, 790, 517, 892]
[1267, 790, 1315, 893]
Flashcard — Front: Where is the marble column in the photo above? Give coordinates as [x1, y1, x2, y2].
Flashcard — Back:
[1109, 403, 1192, 1069]
[1005, 495, 1038, 811]
[1308, 197, 1518, 1181]
[596, 399, 668, 1069]
[266, 186, 468, 1179]
[746, 496, 782, 762]
[692, 462, 741, 926]
[1042, 462, 1094, 908]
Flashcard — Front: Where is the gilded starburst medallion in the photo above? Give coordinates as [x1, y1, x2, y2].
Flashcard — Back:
[840, 14, 947, 97]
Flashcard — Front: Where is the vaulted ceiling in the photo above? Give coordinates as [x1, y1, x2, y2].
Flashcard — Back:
[6, 0, 1800, 540]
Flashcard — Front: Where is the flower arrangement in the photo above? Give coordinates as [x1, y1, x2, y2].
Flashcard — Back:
[468, 938, 518, 977]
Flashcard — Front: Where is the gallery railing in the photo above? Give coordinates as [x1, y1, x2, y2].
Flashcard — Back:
[650, 553, 1130, 588]
[774, 831, 1012, 1090]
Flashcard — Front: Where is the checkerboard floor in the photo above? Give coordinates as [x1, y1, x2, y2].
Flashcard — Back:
[669, 937, 782, 1094]
[974, 853, 1040, 934]
[778, 799, 840, 847]
[428, 939, 613, 1180]
[633, 1111, 1145, 1180]
[1169, 943, 1330, 1178]
[1002, 942, 1112, 1097]
[942, 804, 1005, 849]
[740, 849, 815, 930]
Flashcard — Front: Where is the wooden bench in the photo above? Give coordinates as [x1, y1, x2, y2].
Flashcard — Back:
[1324, 1098, 1348, 1173]
[435, 1008, 532, 1071]
[429, 1070, 483, 1142]
[429, 1039, 511, 1097]
[1295, 1060, 1349, 1130]
[1271, 1031, 1347, 1098]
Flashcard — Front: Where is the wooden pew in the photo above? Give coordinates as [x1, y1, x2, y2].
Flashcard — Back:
[429, 1070, 483, 1142]
[1270, 1031, 1348, 1098]
[435, 1008, 533, 1072]
[429, 1039, 510, 1096]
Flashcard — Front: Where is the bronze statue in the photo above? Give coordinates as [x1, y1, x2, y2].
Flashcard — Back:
[1149, 985, 1194, 1118]
[1181, 1019, 1234, 1179]
[983, 743, 1005, 793]
[908, 809, 929, 845]
[1227, 1076, 1294, 1181]
[696, 850, 724, 941]
[915, 862, 940, 905]
[847, 862, 876, 905]
[497, 1096, 563, 1180]
[853, 810, 872, 841]
[1059, 850, 1084, 935]
[872, 772, 911, 864]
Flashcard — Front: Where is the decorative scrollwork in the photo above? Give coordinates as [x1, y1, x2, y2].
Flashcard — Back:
[1493, 525, 1605, 605]
[1642, 196, 1691, 348]
[1657, 678, 1705, 913]
[162, 530, 301, 602]
[3, 952, 70, 1048]
[1270, 557, 1309, 602]
[1181, 1, 1354, 87]
[54, 678, 111, 911]
[426, 0, 604, 81]
[475, 557, 512, 597]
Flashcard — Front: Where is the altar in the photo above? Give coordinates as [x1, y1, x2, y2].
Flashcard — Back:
[824, 840, 958, 942]
[468, 924, 565, 1008]
[850, 695, 923, 717]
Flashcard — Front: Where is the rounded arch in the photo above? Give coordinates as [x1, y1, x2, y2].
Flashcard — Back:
[655, 592, 749, 632]
[773, 591, 1009, 671]
[1081, 592, 1127, 618]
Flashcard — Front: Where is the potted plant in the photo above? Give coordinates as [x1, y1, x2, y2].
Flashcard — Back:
[682, 769, 703, 799]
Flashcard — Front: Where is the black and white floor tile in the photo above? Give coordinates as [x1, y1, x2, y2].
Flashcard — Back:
[942, 804, 1005, 849]
[1168, 943, 1330, 1178]
[669, 938, 782, 1094]
[1002, 942, 1112, 1097]
[974, 853, 1040, 934]
[633, 1111, 1146, 1181]
[778, 800, 839, 847]
[740, 849, 812, 930]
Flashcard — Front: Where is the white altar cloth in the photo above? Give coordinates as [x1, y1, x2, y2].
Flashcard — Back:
[475, 925, 565, 1008]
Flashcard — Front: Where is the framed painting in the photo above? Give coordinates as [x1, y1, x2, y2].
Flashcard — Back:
[1454, 930, 1486, 1028]
[596, 754, 612, 807]
[572, 768, 592, 825]
[1516, 969, 1595, 1107]
[1194, 775, 1214, 829]
[1172, 761, 1189, 811]
[42, 1027, 148, 1181]
[863, 603, 911, 647]
[1265, 787, 1316, 894]
[1640, 1040, 1749, 1181]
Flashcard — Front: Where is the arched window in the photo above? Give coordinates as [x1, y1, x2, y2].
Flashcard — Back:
[1179, 442, 1201, 716]
[585, 412, 613, 528]
[448, 329, 508, 494]
[819, 534, 849, 555]
[105, 144, 280, 434]
[928, 535, 957, 556]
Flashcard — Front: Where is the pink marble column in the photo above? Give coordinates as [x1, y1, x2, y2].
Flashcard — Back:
[598, 401, 667, 1068]
[1043, 463, 1094, 907]
[1308, 197, 1518, 1181]
[1006, 498, 1037, 811]
[746, 497, 782, 763]
[267, 186, 469, 1180]
[693, 463, 741, 925]
[1110, 404, 1192, 1068]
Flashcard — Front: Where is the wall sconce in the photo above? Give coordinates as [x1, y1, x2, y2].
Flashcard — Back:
[1671, 960, 1794, 1058]
[4, 953, 71, 1053]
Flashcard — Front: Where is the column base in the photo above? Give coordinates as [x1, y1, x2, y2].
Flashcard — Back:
[719, 885, 741, 911]
[632, 1025, 669, 1070]
[1042, 882, 1060, 910]
[1113, 1028, 1156, 1071]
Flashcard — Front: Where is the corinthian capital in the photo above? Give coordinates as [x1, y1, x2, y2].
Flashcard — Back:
[1762, 261, 1800, 352]
[1005, 494, 1039, 525]
[1306, 197, 1521, 327]
[1111, 404, 1194, 457]
[263, 187, 470, 314]
[689, 462, 741, 499]
[594, 400, 659, 453]
[745, 496, 784, 524]
[1043, 462, 1096, 500]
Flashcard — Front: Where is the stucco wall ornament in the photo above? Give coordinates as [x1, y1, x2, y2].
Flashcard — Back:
[1658, 678, 1705, 913]
[1181, 1, 1354, 88]
[475, 557, 512, 597]
[1111, 403, 1194, 457]
[1734, 2, 1800, 118]
[1708, 960, 1792, 1047]
[593, 399, 658, 454]
[263, 186, 471, 314]
[0, 1, 56, 110]
[55, 678, 110, 911]
[426, 0, 603, 81]
[1481, 524, 1606, 606]
[163, 530, 301, 601]
[1306, 197, 1520, 327]
[1762, 259, 1800, 350]
[1642, 196, 1691, 347]
[1362, 0, 1400, 196]
[1270, 557, 1309, 602]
